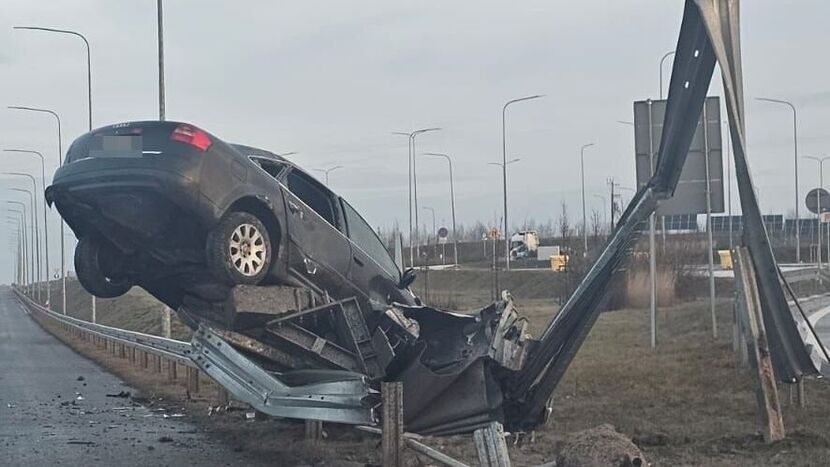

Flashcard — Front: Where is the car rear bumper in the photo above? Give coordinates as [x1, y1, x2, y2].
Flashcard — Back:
[47, 159, 215, 251]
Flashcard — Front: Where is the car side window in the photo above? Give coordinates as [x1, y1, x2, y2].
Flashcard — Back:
[286, 169, 339, 228]
[341, 199, 399, 279]
[252, 157, 286, 179]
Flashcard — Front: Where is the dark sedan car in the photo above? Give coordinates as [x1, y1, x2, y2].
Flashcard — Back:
[46, 121, 417, 311]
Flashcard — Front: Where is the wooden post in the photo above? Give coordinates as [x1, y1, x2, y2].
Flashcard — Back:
[797, 377, 806, 408]
[304, 420, 323, 441]
[381, 381, 403, 467]
[473, 421, 512, 467]
[162, 306, 172, 338]
[217, 387, 230, 406]
[733, 247, 786, 442]
[167, 360, 177, 382]
[187, 367, 200, 396]
[130, 347, 137, 364]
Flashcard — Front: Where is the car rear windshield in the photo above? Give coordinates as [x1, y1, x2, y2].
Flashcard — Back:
[64, 122, 200, 164]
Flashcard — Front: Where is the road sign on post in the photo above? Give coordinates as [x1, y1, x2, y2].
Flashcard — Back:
[437, 227, 449, 244]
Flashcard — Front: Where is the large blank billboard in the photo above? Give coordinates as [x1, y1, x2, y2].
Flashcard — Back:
[634, 96, 724, 216]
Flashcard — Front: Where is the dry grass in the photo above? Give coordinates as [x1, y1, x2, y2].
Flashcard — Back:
[50, 271, 830, 466]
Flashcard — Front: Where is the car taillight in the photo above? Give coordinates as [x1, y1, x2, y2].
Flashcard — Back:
[170, 124, 212, 151]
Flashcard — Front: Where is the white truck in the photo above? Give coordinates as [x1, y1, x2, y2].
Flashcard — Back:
[510, 230, 540, 259]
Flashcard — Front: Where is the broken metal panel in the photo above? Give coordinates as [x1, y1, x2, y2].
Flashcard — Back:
[506, 0, 721, 429]
[190, 324, 376, 425]
[264, 320, 362, 372]
[694, 0, 822, 380]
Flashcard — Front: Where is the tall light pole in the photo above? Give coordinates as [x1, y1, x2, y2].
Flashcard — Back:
[5, 174, 40, 300]
[393, 128, 441, 266]
[157, 0, 166, 120]
[10, 187, 40, 301]
[659, 51, 675, 100]
[15, 26, 93, 130]
[502, 95, 543, 270]
[313, 165, 343, 186]
[593, 193, 607, 231]
[5, 150, 50, 306]
[489, 158, 521, 261]
[424, 152, 458, 267]
[17, 25, 96, 316]
[580, 143, 595, 254]
[422, 206, 436, 242]
[9, 106, 66, 313]
[6, 202, 34, 297]
[756, 97, 799, 262]
[6, 218, 25, 288]
[6, 211, 28, 291]
[805, 156, 830, 273]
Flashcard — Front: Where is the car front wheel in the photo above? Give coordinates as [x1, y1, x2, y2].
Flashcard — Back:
[74, 236, 133, 298]
[206, 211, 273, 285]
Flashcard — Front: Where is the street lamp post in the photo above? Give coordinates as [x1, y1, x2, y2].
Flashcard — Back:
[756, 97, 800, 262]
[15, 26, 92, 129]
[6, 212, 28, 291]
[157, 0, 166, 120]
[10, 188, 39, 300]
[5, 174, 41, 301]
[593, 193, 607, 231]
[422, 206, 436, 243]
[6, 202, 34, 297]
[502, 95, 543, 270]
[9, 106, 66, 313]
[580, 143, 595, 254]
[6, 218, 25, 288]
[659, 51, 675, 100]
[5, 150, 50, 306]
[423, 152, 458, 267]
[313, 165, 343, 186]
[805, 156, 830, 273]
[17, 24, 96, 317]
[393, 128, 441, 266]
[489, 158, 521, 262]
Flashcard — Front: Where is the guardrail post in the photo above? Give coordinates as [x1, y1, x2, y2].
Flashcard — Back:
[119, 343, 126, 358]
[142, 351, 149, 369]
[187, 367, 200, 396]
[733, 246, 786, 443]
[217, 387, 229, 406]
[167, 360, 177, 382]
[305, 419, 323, 441]
[473, 421, 512, 467]
[381, 381, 403, 467]
[154, 355, 162, 373]
[130, 347, 137, 364]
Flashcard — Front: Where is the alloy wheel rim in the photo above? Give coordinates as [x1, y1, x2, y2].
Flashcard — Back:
[229, 223, 266, 276]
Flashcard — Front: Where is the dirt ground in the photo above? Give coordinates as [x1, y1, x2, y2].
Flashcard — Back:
[44, 273, 830, 466]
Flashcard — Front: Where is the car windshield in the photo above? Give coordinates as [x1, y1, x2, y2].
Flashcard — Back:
[340, 199, 400, 280]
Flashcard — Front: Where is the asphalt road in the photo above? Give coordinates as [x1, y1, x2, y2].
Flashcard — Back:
[0, 287, 253, 466]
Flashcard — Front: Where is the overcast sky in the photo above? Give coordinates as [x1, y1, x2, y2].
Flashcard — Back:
[1, 1, 829, 284]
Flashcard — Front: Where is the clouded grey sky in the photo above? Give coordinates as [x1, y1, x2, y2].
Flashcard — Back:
[1, 1, 829, 284]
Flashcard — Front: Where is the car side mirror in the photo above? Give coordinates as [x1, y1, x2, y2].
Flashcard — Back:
[399, 268, 417, 290]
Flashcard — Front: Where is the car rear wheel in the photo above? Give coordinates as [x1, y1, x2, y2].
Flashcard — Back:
[206, 211, 273, 285]
[74, 236, 133, 298]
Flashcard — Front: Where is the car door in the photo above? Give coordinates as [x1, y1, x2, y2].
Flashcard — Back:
[340, 198, 402, 304]
[280, 169, 352, 297]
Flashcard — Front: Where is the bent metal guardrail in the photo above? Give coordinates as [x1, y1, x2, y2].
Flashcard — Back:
[12, 288, 376, 425]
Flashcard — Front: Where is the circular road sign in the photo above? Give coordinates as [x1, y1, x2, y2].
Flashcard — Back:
[437, 227, 449, 238]
[805, 188, 830, 214]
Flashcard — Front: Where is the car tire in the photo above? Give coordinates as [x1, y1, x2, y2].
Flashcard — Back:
[206, 211, 273, 285]
[74, 236, 133, 298]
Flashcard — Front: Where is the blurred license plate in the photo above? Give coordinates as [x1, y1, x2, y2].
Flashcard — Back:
[89, 135, 143, 158]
